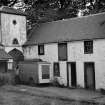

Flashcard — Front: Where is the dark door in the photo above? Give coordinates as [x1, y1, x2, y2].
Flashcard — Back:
[0, 61, 7, 73]
[84, 62, 95, 90]
[67, 62, 77, 87]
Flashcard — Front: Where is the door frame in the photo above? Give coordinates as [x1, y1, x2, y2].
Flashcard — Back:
[67, 62, 77, 87]
[84, 62, 95, 90]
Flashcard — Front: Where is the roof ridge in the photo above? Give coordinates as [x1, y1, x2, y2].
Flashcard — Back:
[24, 11, 105, 46]
[0, 6, 26, 16]
[39, 12, 105, 25]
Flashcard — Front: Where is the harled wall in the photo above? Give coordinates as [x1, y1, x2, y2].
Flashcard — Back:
[23, 39, 105, 89]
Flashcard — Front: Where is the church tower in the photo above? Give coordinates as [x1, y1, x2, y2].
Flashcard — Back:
[0, 6, 27, 66]
[0, 6, 27, 53]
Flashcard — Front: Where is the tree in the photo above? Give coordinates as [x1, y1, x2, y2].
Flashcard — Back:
[0, 0, 105, 31]
[22, 0, 105, 31]
[0, 0, 18, 7]
[24, 0, 78, 30]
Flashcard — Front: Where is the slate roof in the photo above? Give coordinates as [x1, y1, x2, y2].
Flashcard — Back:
[8, 48, 24, 61]
[0, 6, 26, 16]
[24, 12, 105, 46]
[0, 49, 12, 60]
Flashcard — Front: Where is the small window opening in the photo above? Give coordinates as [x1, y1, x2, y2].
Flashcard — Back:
[38, 44, 44, 55]
[13, 20, 17, 25]
[84, 40, 93, 54]
[12, 38, 19, 45]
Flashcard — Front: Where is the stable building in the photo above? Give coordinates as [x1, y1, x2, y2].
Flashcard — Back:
[23, 12, 105, 90]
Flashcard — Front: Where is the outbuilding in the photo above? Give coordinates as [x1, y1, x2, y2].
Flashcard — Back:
[0, 44, 13, 72]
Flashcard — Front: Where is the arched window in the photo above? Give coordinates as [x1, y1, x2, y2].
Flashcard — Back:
[12, 38, 19, 45]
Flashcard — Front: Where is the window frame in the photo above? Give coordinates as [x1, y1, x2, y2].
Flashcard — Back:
[84, 40, 93, 54]
[38, 44, 44, 55]
[58, 42, 67, 61]
[42, 65, 50, 79]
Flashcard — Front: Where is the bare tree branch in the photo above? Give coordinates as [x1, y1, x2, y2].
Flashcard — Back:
[8, 0, 18, 7]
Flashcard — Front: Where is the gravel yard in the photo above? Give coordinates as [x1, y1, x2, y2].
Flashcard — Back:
[0, 85, 105, 105]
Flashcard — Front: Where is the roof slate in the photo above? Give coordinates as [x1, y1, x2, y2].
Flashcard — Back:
[24, 12, 105, 46]
[0, 6, 26, 16]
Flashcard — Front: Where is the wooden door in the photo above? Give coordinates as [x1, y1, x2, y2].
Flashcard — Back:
[84, 62, 95, 90]
[67, 62, 77, 87]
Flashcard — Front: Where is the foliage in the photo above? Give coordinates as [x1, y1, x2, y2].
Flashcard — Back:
[0, 0, 17, 7]
[23, 0, 105, 31]
[0, 0, 105, 31]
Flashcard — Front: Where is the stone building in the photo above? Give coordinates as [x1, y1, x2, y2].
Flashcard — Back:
[23, 12, 105, 90]
[2, 6, 105, 90]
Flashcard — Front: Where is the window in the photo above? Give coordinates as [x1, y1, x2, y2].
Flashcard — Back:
[13, 20, 17, 25]
[8, 59, 13, 70]
[58, 43, 67, 61]
[12, 38, 19, 45]
[38, 44, 44, 55]
[42, 65, 50, 79]
[84, 40, 93, 54]
[53, 62, 60, 77]
[8, 62, 13, 70]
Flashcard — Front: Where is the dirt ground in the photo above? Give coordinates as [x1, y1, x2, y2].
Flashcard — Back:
[0, 85, 105, 105]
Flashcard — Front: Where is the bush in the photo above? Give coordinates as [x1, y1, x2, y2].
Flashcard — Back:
[0, 72, 15, 86]
[51, 77, 65, 87]
[100, 88, 105, 94]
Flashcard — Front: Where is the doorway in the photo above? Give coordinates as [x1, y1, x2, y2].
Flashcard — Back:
[67, 62, 77, 87]
[0, 61, 7, 73]
[84, 62, 95, 90]
[8, 48, 24, 68]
